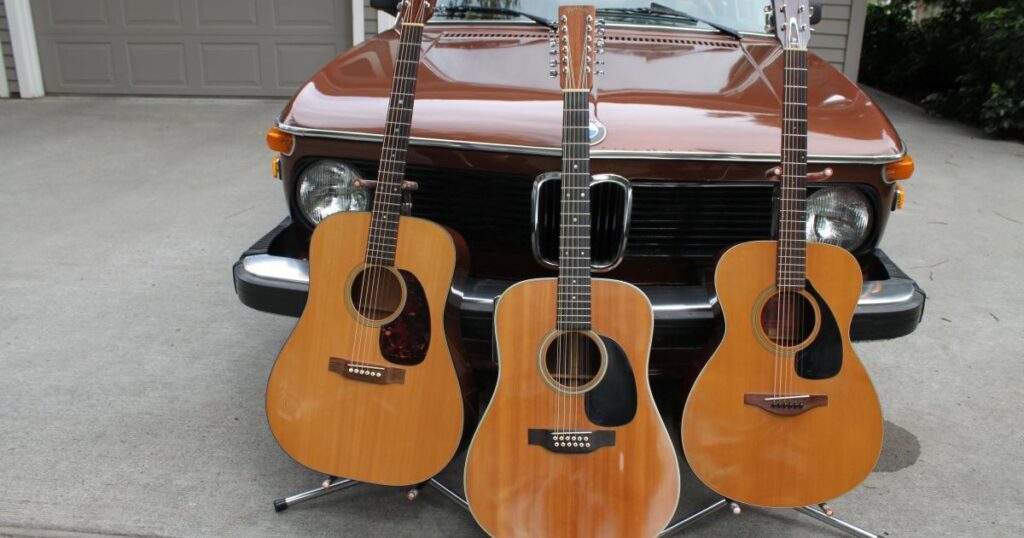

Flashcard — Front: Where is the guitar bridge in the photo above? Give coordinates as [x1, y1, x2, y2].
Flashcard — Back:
[744, 393, 827, 416]
[528, 429, 614, 454]
[329, 358, 405, 385]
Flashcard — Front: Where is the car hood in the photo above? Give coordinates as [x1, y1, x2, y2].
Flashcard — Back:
[281, 24, 904, 161]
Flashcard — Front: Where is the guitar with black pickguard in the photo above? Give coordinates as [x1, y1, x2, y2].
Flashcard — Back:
[680, 0, 884, 509]
[463, 6, 680, 537]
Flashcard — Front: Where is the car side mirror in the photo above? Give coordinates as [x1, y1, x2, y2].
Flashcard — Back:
[810, 0, 823, 25]
[370, 0, 400, 16]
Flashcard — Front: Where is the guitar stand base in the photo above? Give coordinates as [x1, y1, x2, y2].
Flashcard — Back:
[659, 499, 881, 538]
[273, 476, 469, 513]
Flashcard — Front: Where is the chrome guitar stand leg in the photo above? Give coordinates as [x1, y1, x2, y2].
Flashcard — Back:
[273, 476, 469, 513]
[659, 499, 880, 538]
[405, 478, 470, 511]
[273, 476, 360, 512]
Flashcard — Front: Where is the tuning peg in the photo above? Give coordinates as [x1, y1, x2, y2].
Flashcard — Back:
[549, 59, 558, 67]
[549, 69, 558, 78]
[549, 37, 557, 46]
[596, 39, 606, 48]
[595, 59, 605, 65]
[764, 4, 772, 13]
[596, 27, 606, 36]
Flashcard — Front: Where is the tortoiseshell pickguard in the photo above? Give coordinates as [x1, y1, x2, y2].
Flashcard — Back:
[379, 270, 430, 366]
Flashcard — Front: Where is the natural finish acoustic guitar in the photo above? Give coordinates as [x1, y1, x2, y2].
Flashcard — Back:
[464, 6, 680, 537]
[681, 0, 884, 509]
[266, 0, 471, 487]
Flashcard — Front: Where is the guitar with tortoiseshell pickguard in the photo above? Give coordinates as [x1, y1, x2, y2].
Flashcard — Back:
[680, 0, 883, 509]
[266, 0, 472, 487]
[463, 6, 680, 537]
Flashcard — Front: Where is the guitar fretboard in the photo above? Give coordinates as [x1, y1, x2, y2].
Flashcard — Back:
[777, 47, 808, 291]
[366, 22, 425, 267]
[556, 90, 592, 331]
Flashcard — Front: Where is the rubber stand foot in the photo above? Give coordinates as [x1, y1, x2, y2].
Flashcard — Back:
[273, 499, 288, 512]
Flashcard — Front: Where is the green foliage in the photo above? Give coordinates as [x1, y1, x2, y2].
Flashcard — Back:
[860, 0, 1024, 138]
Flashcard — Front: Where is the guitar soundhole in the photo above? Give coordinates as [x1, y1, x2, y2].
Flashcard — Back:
[349, 265, 406, 323]
[542, 331, 605, 393]
[759, 291, 818, 348]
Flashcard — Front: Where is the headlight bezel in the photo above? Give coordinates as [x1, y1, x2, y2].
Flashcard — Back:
[292, 159, 372, 228]
[805, 184, 879, 253]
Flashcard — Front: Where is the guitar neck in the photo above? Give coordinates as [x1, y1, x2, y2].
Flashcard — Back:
[366, 21, 425, 267]
[777, 47, 808, 291]
[557, 89, 592, 331]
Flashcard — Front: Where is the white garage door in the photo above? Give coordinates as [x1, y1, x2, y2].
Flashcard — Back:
[32, 0, 353, 97]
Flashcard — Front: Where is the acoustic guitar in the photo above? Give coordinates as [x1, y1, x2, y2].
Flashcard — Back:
[680, 0, 884, 509]
[464, 6, 680, 537]
[265, 0, 471, 487]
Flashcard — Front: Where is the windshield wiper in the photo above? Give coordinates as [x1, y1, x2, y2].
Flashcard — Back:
[436, 4, 555, 30]
[597, 2, 742, 40]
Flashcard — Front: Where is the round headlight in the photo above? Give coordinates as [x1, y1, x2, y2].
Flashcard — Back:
[296, 160, 369, 225]
[806, 187, 871, 250]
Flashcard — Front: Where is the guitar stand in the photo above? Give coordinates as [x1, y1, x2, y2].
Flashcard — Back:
[273, 476, 469, 513]
[658, 499, 880, 538]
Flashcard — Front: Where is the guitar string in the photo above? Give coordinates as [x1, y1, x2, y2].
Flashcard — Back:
[352, 5, 423, 384]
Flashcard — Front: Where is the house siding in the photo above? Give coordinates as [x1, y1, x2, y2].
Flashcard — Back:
[810, 0, 867, 80]
[1, 0, 17, 94]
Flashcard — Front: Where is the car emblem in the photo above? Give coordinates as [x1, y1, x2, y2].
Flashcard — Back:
[589, 118, 607, 145]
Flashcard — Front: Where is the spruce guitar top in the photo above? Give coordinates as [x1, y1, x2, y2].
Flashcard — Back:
[265, 0, 472, 487]
[680, 0, 884, 509]
[463, 6, 680, 537]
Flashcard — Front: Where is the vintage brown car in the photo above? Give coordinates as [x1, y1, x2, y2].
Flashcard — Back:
[233, 1, 924, 376]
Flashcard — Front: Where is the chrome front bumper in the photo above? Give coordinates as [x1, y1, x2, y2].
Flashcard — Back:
[240, 252, 919, 312]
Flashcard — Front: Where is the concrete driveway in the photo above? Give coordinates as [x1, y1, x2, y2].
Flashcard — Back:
[0, 92, 1021, 537]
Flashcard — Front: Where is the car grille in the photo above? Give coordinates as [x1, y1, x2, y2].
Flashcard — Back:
[350, 162, 776, 262]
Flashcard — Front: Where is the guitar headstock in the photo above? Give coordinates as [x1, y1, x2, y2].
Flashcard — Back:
[772, 0, 811, 50]
[399, 0, 435, 25]
[551, 5, 603, 91]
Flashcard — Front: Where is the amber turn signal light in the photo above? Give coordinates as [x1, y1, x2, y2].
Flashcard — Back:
[893, 183, 906, 210]
[885, 155, 914, 181]
[266, 126, 295, 155]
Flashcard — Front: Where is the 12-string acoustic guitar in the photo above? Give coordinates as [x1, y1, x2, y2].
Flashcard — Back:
[464, 6, 680, 537]
[680, 0, 884, 509]
[266, 0, 471, 487]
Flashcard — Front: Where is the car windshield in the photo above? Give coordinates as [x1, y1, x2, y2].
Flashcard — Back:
[432, 1, 770, 35]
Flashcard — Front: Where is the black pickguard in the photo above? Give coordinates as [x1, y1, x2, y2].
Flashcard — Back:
[794, 280, 843, 380]
[584, 335, 638, 427]
[379, 270, 430, 366]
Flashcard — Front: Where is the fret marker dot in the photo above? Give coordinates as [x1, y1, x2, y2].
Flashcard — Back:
[580, 193, 585, 198]
[573, 218, 578, 222]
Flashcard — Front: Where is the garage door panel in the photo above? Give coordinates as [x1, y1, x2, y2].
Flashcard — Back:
[123, 0, 184, 28]
[52, 42, 116, 86]
[127, 43, 187, 88]
[272, 0, 336, 28]
[200, 43, 262, 88]
[46, 0, 110, 28]
[197, 0, 259, 27]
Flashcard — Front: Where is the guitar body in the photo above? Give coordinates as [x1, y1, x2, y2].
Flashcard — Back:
[682, 240, 883, 508]
[266, 211, 468, 486]
[465, 278, 680, 538]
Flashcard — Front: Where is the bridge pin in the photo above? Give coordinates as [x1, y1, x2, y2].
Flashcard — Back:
[586, 443, 591, 447]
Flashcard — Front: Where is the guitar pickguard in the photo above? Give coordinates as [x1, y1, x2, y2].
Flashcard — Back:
[795, 280, 843, 380]
[585, 335, 638, 427]
[379, 270, 430, 366]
